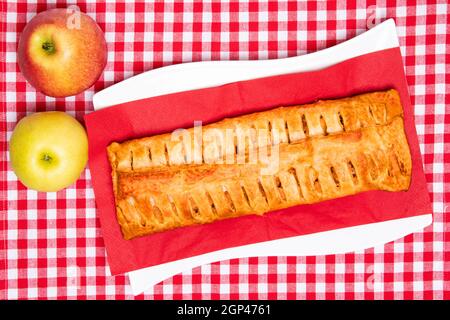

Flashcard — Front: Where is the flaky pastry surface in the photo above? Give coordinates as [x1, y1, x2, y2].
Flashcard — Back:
[107, 89, 412, 240]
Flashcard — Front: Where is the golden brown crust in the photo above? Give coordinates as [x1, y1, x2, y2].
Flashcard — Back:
[107, 89, 412, 240]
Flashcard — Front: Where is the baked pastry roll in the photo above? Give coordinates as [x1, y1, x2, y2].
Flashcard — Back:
[107, 89, 412, 240]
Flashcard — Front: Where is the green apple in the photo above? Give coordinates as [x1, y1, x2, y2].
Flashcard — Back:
[9, 111, 88, 192]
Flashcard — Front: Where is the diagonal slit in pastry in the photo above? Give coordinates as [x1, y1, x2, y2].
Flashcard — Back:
[107, 89, 412, 240]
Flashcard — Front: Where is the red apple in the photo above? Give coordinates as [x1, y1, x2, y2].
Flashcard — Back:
[18, 8, 107, 97]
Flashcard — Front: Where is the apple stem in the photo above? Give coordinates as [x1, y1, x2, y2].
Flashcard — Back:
[42, 154, 52, 162]
[42, 42, 55, 54]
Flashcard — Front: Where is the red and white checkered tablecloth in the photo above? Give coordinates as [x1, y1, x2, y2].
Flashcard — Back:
[1, 0, 448, 300]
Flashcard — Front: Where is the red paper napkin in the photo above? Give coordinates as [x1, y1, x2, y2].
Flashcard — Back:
[85, 48, 432, 275]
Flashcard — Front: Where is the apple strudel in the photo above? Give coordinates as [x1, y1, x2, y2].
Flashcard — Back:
[107, 89, 412, 240]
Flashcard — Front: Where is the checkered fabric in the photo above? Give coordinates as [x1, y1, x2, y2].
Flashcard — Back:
[1, 0, 448, 300]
